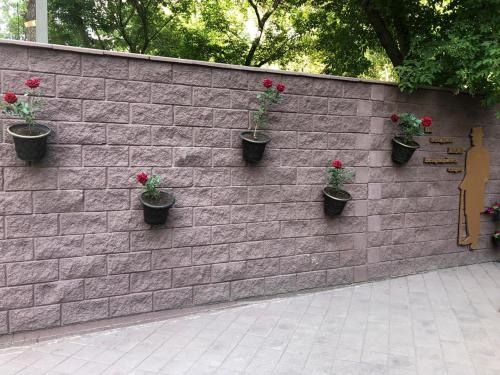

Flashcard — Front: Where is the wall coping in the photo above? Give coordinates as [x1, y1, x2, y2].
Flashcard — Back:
[0, 38, 454, 93]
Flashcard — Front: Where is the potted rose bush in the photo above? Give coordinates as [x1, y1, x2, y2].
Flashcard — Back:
[323, 159, 355, 216]
[485, 202, 500, 221]
[136, 172, 175, 225]
[240, 78, 285, 163]
[1, 78, 50, 161]
[493, 231, 500, 247]
[390, 112, 432, 164]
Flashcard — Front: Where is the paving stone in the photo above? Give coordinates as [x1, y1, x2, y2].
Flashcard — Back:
[1, 263, 499, 374]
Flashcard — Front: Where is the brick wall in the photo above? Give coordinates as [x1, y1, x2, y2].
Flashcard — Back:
[0, 40, 498, 336]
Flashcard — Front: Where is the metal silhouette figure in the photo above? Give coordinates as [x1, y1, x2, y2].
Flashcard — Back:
[458, 127, 490, 249]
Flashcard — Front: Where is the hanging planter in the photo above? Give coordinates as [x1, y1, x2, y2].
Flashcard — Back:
[7, 123, 51, 161]
[136, 172, 175, 225]
[241, 79, 285, 163]
[240, 131, 271, 163]
[492, 232, 500, 247]
[323, 159, 355, 216]
[391, 136, 420, 164]
[389, 113, 432, 165]
[1, 78, 50, 162]
[485, 203, 500, 221]
[323, 187, 352, 216]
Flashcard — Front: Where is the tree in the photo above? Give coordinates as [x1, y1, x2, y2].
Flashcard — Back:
[396, 0, 499, 109]
[48, 0, 194, 54]
[1, 0, 497, 108]
[243, 0, 311, 67]
[45, 0, 313, 69]
[0, 0, 27, 40]
[312, 0, 499, 109]
[48, 0, 102, 48]
[310, 0, 440, 76]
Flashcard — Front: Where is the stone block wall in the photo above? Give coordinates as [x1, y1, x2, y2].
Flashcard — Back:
[0, 40, 498, 336]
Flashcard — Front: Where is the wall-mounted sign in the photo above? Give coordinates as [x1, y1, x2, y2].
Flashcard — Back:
[447, 147, 464, 154]
[423, 158, 458, 165]
[458, 127, 490, 250]
[429, 137, 454, 144]
[447, 167, 464, 173]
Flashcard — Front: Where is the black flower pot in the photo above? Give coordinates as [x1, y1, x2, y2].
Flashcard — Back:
[493, 211, 499, 221]
[7, 123, 51, 161]
[139, 191, 175, 225]
[492, 236, 500, 247]
[240, 131, 271, 163]
[391, 136, 420, 165]
[323, 187, 352, 216]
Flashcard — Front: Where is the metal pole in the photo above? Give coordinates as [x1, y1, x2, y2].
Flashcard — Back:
[17, 2, 20, 39]
[35, 0, 48, 43]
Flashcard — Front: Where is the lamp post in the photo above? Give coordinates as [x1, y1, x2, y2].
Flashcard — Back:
[36, 0, 48, 43]
[24, 0, 48, 43]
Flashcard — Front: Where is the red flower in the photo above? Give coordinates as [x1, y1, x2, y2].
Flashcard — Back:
[390, 113, 399, 123]
[276, 83, 285, 93]
[263, 79, 273, 88]
[25, 78, 41, 89]
[332, 160, 342, 169]
[421, 116, 432, 127]
[3, 92, 17, 104]
[136, 172, 148, 185]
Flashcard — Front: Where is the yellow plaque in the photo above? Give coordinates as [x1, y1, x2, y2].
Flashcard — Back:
[447, 147, 464, 154]
[429, 137, 454, 144]
[447, 167, 463, 173]
[458, 127, 490, 250]
[24, 20, 36, 28]
[423, 158, 458, 165]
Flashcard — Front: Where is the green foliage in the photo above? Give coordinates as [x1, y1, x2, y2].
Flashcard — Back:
[396, 0, 500, 112]
[326, 163, 355, 191]
[0, 0, 26, 40]
[16, 0, 313, 69]
[251, 85, 283, 137]
[392, 113, 424, 144]
[0, 89, 43, 133]
[310, 0, 440, 77]
[1, 0, 497, 108]
[143, 174, 161, 200]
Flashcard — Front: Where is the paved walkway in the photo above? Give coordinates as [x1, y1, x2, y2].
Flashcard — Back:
[0, 263, 499, 375]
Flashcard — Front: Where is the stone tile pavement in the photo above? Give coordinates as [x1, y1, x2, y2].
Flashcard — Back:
[0, 262, 499, 375]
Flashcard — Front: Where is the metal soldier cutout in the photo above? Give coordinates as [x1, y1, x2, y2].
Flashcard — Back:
[458, 127, 490, 249]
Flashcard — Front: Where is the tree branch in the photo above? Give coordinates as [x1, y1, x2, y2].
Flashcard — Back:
[361, 0, 404, 66]
[116, 0, 137, 53]
[244, 0, 284, 66]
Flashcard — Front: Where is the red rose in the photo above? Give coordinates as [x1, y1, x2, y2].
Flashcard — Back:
[332, 160, 342, 169]
[25, 78, 41, 89]
[390, 113, 399, 123]
[276, 83, 285, 93]
[421, 116, 432, 127]
[263, 78, 273, 88]
[136, 172, 148, 185]
[3, 92, 17, 104]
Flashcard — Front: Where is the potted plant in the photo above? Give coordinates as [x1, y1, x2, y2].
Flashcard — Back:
[136, 172, 175, 225]
[492, 231, 500, 247]
[389, 112, 432, 164]
[1, 78, 50, 161]
[240, 78, 285, 163]
[323, 159, 355, 216]
[485, 202, 500, 221]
